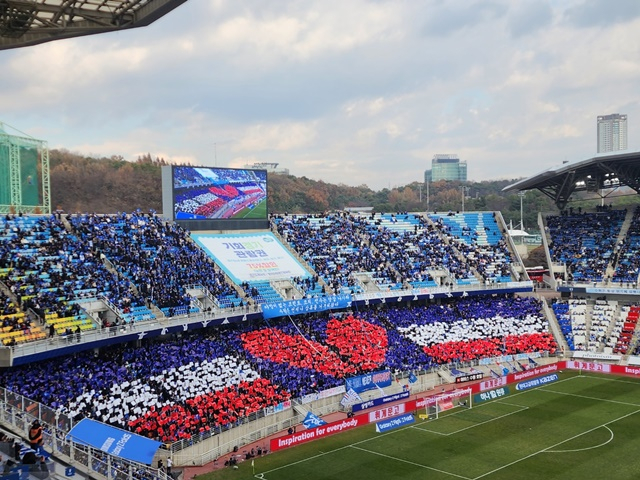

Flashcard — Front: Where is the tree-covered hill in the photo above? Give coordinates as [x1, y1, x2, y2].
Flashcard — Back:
[49, 149, 640, 232]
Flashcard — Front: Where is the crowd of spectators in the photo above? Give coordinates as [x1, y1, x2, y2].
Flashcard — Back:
[0, 330, 291, 443]
[0, 293, 18, 317]
[0, 214, 139, 324]
[68, 211, 240, 310]
[422, 333, 556, 364]
[0, 204, 634, 474]
[0, 209, 523, 343]
[274, 211, 518, 293]
[0, 291, 25, 336]
[611, 206, 640, 283]
[174, 186, 265, 219]
[361, 214, 473, 287]
[241, 327, 358, 378]
[274, 213, 400, 294]
[354, 309, 435, 374]
[174, 167, 266, 219]
[547, 208, 627, 283]
[174, 191, 225, 216]
[174, 167, 266, 189]
[129, 377, 287, 442]
[324, 316, 388, 369]
[383, 296, 555, 364]
[0, 293, 559, 446]
[429, 213, 514, 283]
[173, 167, 211, 188]
[291, 275, 326, 298]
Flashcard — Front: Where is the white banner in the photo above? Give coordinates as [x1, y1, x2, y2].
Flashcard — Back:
[572, 351, 621, 361]
[586, 287, 640, 295]
[192, 232, 310, 283]
[565, 361, 612, 373]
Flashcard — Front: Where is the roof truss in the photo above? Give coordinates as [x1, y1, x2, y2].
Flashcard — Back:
[503, 152, 640, 210]
[0, 0, 187, 49]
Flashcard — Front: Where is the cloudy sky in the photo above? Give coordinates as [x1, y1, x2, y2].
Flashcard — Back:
[1, 0, 640, 190]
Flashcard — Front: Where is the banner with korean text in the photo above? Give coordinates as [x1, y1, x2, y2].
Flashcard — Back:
[346, 370, 393, 394]
[352, 391, 410, 413]
[262, 294, 352, 319]
[192, 232, 310, 283]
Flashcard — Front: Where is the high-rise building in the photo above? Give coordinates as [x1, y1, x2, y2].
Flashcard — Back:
[424, 154, 467, 182]
[597, 113, 627, 153]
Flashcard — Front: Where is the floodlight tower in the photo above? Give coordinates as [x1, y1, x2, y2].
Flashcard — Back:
[460, 186, 470, 213]
[518, 191, 525, 230]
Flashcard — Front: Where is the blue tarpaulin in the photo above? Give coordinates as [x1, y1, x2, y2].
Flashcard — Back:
[345, 370, 393, 394]
[66, 419, 162, 465]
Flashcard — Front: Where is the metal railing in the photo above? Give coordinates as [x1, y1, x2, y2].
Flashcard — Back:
[0, 387, 169, 480]
[5, 304, 263, 362]
[0, 348, 556, 470]
[4, 281, 535, 364]
[353, 280, 534, 303]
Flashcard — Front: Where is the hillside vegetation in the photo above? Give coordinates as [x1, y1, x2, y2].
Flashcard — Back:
[50, 149, 640, 232]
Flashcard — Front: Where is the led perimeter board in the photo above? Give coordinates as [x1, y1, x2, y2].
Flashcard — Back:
[161, 165, 269, 231]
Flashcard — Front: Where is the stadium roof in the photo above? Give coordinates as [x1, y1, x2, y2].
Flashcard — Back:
[503, 150, 640, 210]
[0, 0, 187, 50]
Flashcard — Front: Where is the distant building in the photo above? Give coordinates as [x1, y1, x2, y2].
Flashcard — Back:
[597, 113, 627, 153]
[244, 162, 289, 175]
[424, 154, 467, 182]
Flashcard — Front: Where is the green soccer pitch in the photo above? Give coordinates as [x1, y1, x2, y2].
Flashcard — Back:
[199, 372, 640, 480]
[230, 198, 268, 219]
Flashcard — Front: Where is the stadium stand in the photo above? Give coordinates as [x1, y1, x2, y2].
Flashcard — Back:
[382, 296, 555, 364]
[274, 213, 400, 294]
[551, 298, 640, 355]
[359, 213, 451, 289]
[241, 281, 284, 304]
[617, 305, 640, 354]
[611, 205, 640, 283]
[0, 291, 558, 449]
[0, 207, 595, 474]
[0, 214, 133, 335]
[68, 211, 242, 312]
[546, 208, 627, 283]
[429, 212, 515, 284]
[272, 211, 518, 293]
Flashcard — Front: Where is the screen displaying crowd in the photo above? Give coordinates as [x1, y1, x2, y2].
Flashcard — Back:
[173, 166, 267, 220]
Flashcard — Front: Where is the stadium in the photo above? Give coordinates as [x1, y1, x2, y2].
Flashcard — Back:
[2, 120, 640, 479]
[3, 2, 640, 480]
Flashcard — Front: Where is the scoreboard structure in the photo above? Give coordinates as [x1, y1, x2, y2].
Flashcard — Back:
[161, 165, 269, 231]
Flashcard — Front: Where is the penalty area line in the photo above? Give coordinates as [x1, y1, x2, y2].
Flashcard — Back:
[349, 445, 472, 480]
[472, 408, 640, 480]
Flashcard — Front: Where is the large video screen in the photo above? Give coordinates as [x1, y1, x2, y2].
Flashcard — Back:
[172, 166, 268, 221]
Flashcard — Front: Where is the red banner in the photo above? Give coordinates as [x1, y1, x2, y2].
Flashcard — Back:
[474, 363, 563, 392]
[270, 360, 640, 452]
[270, 416, 367, 452]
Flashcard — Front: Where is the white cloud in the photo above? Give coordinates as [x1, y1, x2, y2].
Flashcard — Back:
[236, 122, 317, 152]
[201, 1, 401, 66]
[1, 0, 640, 191]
